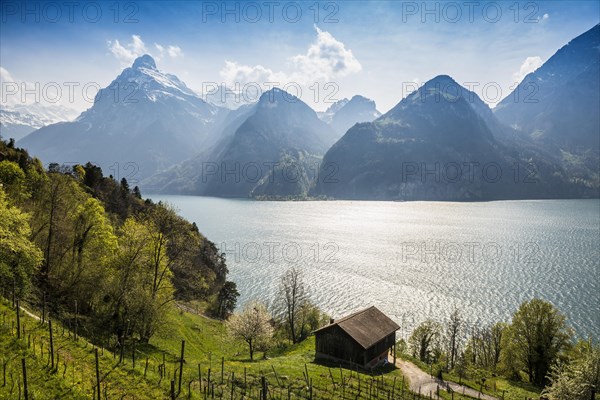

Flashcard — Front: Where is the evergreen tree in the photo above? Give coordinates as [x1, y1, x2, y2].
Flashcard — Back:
[216, 281, 239, 319]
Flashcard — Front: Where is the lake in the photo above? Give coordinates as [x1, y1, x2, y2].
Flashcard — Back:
[149, 196, 600, 339]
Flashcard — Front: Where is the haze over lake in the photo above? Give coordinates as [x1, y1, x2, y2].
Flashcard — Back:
[150, 196, 599, 339]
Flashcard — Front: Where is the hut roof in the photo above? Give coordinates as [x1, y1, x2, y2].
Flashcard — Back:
[315, 306, 400, 349]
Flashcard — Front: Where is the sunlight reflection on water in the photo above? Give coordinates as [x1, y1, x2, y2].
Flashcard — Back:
[149, 196, 600, 339]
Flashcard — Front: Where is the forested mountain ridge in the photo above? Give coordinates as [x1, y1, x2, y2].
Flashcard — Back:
[145, 88, 338, 198]
[312, 75, 584, 200]
[0, 138, 238, 344]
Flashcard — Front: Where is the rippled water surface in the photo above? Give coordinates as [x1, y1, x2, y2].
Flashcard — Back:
[149, 196, 600, 339]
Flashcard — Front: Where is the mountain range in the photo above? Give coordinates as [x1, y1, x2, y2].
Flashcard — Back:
[13, 24, 600, 200]
[145, 88, 339, 197]
[312, 75, 579, 200]
[18, 54, 227, 181]
[328, 95, 382, 136]
[312, 24, 599, 200]
[495, 23, 599, 189]
[0, 103, 78, 141]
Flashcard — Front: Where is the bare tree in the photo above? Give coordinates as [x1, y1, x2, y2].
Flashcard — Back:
[468, 322, 506, 371]
[455, 352, 467, 384]
[227, 301, 273, 360]
[445, 308, 463, 369]
[275, 268, 307, 344]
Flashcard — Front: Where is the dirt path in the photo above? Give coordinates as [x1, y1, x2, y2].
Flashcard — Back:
[175, 302, 215, 320]
[19, 304, 40, 321]
[396, 359, 498, 400]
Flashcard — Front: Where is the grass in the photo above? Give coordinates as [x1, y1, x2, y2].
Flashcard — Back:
[0, 297, 164, 399]
[1, 298, 420, 399]
[1, 297, 540, 399]
[139, 306, 410, 399]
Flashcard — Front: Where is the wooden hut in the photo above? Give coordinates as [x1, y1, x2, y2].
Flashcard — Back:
[314, 306, 400, 369]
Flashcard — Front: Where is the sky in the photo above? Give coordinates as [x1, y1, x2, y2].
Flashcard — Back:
[1, 0, 599, 113]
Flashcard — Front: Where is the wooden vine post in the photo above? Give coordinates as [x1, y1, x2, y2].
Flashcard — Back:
[95, 348, 101, 400]
[178, 340, 185, 395]
[21, 358, 29, 400]
[74, 300, 78, 341]
[49, 320, 55, 369]
[16, 299, 21, 339]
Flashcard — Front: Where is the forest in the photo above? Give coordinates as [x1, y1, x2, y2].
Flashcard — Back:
[0, 137, 239, 347]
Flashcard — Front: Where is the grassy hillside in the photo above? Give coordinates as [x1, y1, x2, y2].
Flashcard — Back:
[1, 297, 420, 399]
[0, 297, 164, 399]
[0, 295, 545, 400]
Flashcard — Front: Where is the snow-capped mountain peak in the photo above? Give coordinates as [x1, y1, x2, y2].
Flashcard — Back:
[18, 54, 227, 180]
[132, 54, 157, 70]
[92, 54, 202, 106]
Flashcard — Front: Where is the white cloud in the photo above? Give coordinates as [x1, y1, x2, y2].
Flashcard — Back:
[291, 26, 362, 81]
[167, 45, 183, 58]
[220, 61, 287, 86]
[539, 13, 549, 22]
[0, 67, 37, 107]
[108, 35, 183, 66]
[513, 56, 543, 83]
[0, 66, 15, 83]
[108, 35, 147, 66]
[218, 26, 361, 87]
[0, 66, 17, 107]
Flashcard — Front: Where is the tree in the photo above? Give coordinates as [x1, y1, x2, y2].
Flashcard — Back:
[63, 198, 117, 298]
[30, 173, 86, 284]
[227, 301, 273, 360]
[445, 308, 463, 369]
[72, 164, 86, 181]
[0, 188, 43, 296]
[0, 160, 26, 201]
[133, 186, 142, 199]
[120, 177, 129, 193]
[23, 158, 48, 201]
[101, 218, 174, 344]
[275, 267, 308, 344]
[409, 320, 442, 364]
[216, 281, 239, 319]
[480, 322, 505, 370]
[146, 204, 207, 301]
[455, 352, 468, 384]
[82, 162, 103, 189]
[0, 158, 43, 206]
[296, 301, 329, 340]
[198, 240, 228, 286]
[543, 341, 600, 400]
[500, 299, 572, 386]
[466, 322, 506, 371]
[48, 163, 60, 173]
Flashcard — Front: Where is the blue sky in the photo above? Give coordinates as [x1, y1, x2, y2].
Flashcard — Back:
[1, 0, 598, 113]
